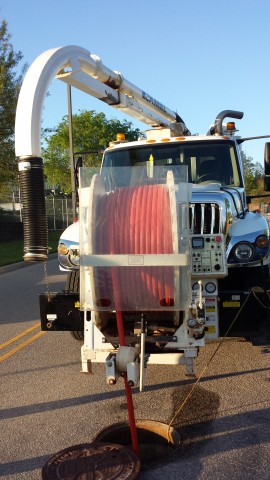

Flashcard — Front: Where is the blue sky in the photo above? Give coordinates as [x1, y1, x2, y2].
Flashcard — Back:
[1, 0, 270, 164]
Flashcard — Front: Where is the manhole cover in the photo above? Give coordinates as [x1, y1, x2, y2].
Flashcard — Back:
[42, 442, 140, 480]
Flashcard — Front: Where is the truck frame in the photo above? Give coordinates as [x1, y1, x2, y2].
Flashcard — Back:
[15, 45, 270, 387]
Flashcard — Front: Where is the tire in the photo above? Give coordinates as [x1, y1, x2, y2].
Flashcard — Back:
[70, 330, 84, 341]
[66, 271, 84, 341]
[66, 271, 80, 293]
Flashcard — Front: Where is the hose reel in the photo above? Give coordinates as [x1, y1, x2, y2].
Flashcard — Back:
[80, 167, 190, 315]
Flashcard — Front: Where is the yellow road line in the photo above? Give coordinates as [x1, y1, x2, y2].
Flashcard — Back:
[0, 322, 40, 350]
[0, 330, 46, 363]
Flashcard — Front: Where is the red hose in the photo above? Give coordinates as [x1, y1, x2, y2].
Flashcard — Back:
[108, 193, 139, 455]
[115, 309, 139, 456]
[94, 184, 174, 455]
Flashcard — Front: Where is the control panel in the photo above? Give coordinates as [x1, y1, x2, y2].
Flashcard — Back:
[191, 234, 227, 277]
[191, 279, 219, 340]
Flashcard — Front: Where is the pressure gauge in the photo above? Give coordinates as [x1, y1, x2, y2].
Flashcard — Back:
[205, 282, 216, 294]
[187, 318, 197, 328]
[192, 282, 200, 291]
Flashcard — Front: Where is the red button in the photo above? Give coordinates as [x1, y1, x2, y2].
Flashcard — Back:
[215, 235, 222, 242]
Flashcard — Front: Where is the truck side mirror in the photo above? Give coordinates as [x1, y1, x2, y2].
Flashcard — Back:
[75, 156, 83, 170]
[264, 175, 270, 191]
[264, 143, 270, 190]
[264, 143, 270, 173]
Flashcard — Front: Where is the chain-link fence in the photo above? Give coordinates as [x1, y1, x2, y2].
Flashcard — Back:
[45, 197, 73, 230]
[1, 197, 73, 232]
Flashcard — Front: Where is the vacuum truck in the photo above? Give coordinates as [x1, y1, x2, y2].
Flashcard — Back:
[15, 46, 270, 387]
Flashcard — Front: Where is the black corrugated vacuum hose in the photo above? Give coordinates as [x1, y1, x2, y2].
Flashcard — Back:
[18, 156, 48, 261]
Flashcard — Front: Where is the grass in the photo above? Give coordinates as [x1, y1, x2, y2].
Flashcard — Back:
[0, 230, 63, 267]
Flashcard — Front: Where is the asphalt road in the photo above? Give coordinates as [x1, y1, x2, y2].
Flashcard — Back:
[1, 257, 270, 479]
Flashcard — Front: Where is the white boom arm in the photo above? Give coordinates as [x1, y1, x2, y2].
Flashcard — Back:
[15, 45, 189, 157]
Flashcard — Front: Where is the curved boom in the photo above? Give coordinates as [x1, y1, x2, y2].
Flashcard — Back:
[15, 45, 189, 157]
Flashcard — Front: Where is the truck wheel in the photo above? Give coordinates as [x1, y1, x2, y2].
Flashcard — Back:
[66, 271, 84, 341]
[71, 330, 84, 341]
[66, 271, 80, 293]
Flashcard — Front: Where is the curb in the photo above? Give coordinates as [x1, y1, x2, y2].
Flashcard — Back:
[0, 253, 58, 274]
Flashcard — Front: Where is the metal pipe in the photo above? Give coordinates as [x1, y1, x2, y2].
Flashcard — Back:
[139, 315, 146, 392]
[67, 85, 77, 222]
[214, 110, 244, 135]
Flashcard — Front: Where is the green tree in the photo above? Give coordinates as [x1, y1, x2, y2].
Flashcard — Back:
[43, 110, 140, 193]
[0, 19, 26, 198]
[242, 151, 264, 193]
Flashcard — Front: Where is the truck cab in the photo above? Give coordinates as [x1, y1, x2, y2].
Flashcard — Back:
[59, 127, 270, 278]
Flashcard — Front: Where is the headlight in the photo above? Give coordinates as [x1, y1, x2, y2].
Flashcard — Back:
[233, 242, 254, 262]
[255, 235, 269, 249]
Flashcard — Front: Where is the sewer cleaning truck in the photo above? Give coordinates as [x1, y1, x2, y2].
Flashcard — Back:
[15, 45, 270, 387]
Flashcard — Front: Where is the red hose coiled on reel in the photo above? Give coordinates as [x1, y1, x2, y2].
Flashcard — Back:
[95, 184, 174, 309]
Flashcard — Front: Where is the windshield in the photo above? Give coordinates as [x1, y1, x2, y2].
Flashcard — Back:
[103, 140, 241, 187]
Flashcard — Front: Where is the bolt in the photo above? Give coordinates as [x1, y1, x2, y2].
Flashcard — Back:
[107, 361, 112, 367]
[108, 378, 116, 385]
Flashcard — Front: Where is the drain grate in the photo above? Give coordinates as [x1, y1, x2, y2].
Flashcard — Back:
[42, 442, 140, 480]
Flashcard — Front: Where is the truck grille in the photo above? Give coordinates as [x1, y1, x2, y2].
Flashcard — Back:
[189, 203, 221, 234]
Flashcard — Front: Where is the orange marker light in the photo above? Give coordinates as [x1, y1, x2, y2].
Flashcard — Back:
[255, 235, 269, 248]
[58, 243, 69, 255]
[116, 133, 125, 141]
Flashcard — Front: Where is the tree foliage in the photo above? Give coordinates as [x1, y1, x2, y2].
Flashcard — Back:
[242, 150, 264, 193]
[0, 19, 26, 198]
[43, 110, 140, 193]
